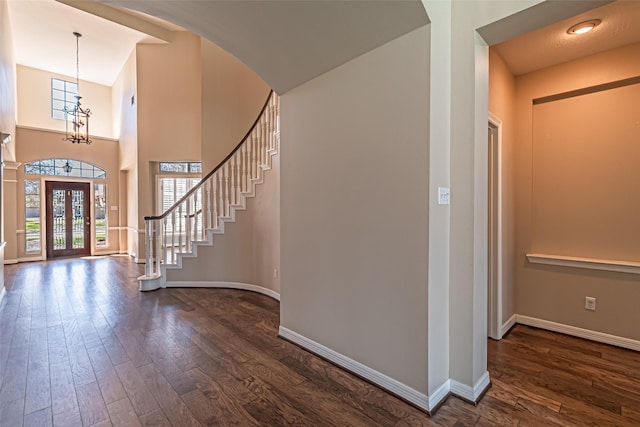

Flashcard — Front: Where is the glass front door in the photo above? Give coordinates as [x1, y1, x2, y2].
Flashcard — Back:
[45, 181, 91, 258]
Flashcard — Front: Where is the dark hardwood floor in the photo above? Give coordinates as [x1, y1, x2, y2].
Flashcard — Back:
[1, 256, 639, 426]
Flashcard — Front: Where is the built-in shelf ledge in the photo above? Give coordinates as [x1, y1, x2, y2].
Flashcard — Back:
[526, 253, 640, 275]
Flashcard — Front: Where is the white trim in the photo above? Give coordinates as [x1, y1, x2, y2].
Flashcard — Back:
[487, 113, 503, 340]
[93, 250, 120, 256]
[278, 326, 434, 412]
[516, 315, 640, 352]
[449, 371, 491, 403]
[165, 281, 280, 301]
[3, 259, 18, 265]
[18, 256, 45, 263]
[16, 125, 119, 142]
[127, 227, 145, 234]
[4, 161, 21, 170]
[502, 314, 517, 337]
[428, 380, 451, 410]
[3, 179, 17, 183]
[16, 229, 25, 234]
[526, 253, 640, 275]
[0, 287, 6, 304]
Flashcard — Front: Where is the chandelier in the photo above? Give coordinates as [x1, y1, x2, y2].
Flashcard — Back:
[63, 32, 92, 144]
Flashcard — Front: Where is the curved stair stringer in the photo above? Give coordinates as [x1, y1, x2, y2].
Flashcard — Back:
[139, 92, 280, 293]
[162, 156, 280, 300]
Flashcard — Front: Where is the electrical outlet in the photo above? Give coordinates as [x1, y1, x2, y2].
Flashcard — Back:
[585, 296, 596, 311]
[273, 269, 278, 279]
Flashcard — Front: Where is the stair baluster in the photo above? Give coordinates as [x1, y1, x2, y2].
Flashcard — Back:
[140, 92, 279, 290]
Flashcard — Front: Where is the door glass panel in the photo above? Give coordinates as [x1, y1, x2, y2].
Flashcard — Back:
[72, 190, 85, 249]
[95, 184, 107, 247]
[53, 189, 66, 250]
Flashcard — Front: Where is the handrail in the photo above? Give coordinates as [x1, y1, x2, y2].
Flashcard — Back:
[141, 90, 279, 284]
[185, 209, 202, 219]
[145, 89, 274, 221]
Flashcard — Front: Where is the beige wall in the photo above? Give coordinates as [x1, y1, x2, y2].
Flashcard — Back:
[135, 32, 202, 258]
[3, 163, 18, 263]
[1, 0, 16, 280]
[166, 152, 280, 292]
[488, 49, 516, 327]
[0, 0, 16, 162]
[201, 38, 271, 172]
[112, 48, 138, 256]
[13, 127, 120, 260]
[514, 42, 640, 340]
[280, 26, 430, 393]
[16, 65, 114, 139]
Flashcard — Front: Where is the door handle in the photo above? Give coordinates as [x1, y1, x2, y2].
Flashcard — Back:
[85, 217, 91, 226]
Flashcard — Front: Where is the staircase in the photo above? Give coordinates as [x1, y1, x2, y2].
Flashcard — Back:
[139, 92, 279, 291]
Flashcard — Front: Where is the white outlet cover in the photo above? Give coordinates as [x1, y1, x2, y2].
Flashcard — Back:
[438, 187, 450, 205]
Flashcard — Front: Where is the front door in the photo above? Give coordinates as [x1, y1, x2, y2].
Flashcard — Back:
[46, 181, 91, 258]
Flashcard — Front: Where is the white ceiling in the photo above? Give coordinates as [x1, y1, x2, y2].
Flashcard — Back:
[493, 1, 640, 76]
[7, 0, 164, 86]
[102, 0, 430, 94]
[7, 0, 640, 90]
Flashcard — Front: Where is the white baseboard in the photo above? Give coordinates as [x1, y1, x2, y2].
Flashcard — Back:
[428, 380, 451, 410]
[166, 280, 280, 301]
[3, 259, 18, 265]
[502, 314, 517, 336]
[0, 287, 6, 304]
[278, 326, 438, 412]
[516, 315, 640, 352]
[93, 250, 120, 256]
[449, 371, 490, 403]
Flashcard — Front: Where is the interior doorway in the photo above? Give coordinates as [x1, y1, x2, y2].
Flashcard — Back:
[45, 181, 91, 258]
[487, 114, 502, 340]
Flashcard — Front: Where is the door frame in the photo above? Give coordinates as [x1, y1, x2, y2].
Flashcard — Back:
[44, 179, 94, 259]
[488, 112, 503, 340]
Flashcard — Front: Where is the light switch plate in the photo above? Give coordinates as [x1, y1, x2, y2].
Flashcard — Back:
[438, 187, 450, 205]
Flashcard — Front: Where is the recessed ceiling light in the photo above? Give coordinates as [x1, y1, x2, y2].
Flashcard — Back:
[567, 19, 601, 35]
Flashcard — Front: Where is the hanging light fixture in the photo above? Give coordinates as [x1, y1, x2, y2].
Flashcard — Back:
[63, 32, 92, 144]
[63, 160, 73, 174]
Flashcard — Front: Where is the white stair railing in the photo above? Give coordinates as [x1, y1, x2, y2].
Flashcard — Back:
[143, 92, 279, 279]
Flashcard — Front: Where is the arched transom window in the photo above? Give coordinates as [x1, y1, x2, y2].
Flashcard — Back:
[24, 159, 106, 179]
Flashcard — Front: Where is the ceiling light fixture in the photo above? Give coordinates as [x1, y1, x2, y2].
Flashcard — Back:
[63, 32, 92, 144]
[567, 19, 601, 35]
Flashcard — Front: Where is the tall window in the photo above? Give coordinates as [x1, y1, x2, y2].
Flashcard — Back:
[158, 177, 202, 236]
[94, 184, 107, 247]
[25, 181, 41, 253]
[51, 78, 78, 120]
[159, 177, 201, 213]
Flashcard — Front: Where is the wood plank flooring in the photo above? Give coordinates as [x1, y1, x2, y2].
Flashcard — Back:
[1, 256, 640, 426]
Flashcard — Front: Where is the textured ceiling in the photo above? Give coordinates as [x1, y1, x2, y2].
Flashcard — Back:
[493, 1, 640, 76]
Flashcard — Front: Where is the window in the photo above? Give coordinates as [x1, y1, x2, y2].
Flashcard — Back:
[95, 184, 107, 247]
[24, 159, 106, 179]
[158, 177, 202, 235]
[159, 162, 202, 174]
[51, 78, 78, 120]
[25, 180, 41, 253]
